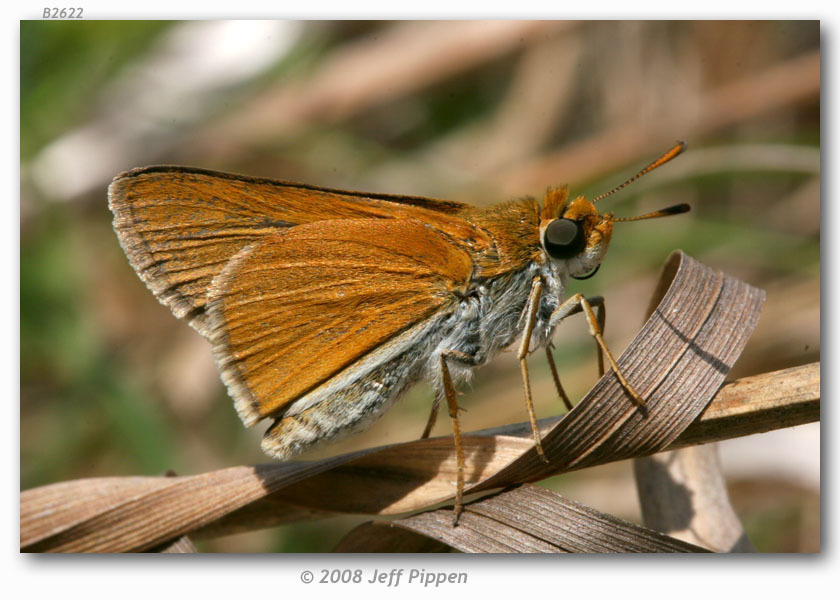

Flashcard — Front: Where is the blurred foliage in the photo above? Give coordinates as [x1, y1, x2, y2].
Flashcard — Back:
[20, 204, 180, 484]
[20, 20, 819, 552]
[21, 21, 173, 160]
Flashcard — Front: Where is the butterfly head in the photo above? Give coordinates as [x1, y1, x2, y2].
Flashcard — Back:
[539, 189, 615, 279]
[538, 142, 690, 280]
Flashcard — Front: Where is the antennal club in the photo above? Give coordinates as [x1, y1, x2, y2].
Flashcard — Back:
[612, 203, 691, 222]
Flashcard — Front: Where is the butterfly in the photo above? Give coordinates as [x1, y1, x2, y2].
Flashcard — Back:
[109, 142, 688, 521]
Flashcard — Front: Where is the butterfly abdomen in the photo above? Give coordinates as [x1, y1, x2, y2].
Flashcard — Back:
[260, 347, 424, 458]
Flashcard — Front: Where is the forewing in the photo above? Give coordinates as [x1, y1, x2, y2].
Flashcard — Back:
[108, 166, 481, 335]
[205, 218, 474, 426]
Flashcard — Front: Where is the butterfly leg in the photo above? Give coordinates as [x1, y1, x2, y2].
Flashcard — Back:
[420, 395, 440, 439]
[544, 294, 605, 410]
[518, 276, 549, 463]
[438, 349, 482, 525]
[544, 344, 574, 411]
[548, 294, 643, 406]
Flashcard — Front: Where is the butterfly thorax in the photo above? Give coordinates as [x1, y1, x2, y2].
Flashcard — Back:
[458, 198, 543, 279]
[448, 190, 615, 372]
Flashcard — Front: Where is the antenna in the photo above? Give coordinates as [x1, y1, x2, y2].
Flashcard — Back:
[612, 203, 690, 222]
[592, 141, 686, 204]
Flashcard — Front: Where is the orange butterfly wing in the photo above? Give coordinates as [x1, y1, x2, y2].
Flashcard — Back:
[108, 166, 482, 335]
[205, 218, 474, 426]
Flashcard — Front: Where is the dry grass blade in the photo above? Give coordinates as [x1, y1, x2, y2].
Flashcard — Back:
[337, 485, 709, 553]
[475, 362, 818, 452]
[332, 523, 451, 553]
[635, 445, 754, 553]
[21, 252, 773, 552]
[670, 362, 819, 449]
[20, 462, 342, 552]
[156, 536, 199, 553]
[634, 362, 819, 553]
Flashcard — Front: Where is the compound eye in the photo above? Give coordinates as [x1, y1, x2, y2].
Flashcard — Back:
[543, 218, 586, 259]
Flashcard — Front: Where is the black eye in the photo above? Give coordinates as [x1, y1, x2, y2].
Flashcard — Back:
[543, 218, 585, 259]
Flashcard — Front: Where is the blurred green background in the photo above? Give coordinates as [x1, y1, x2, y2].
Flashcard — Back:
[20, 20, 820, 552]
